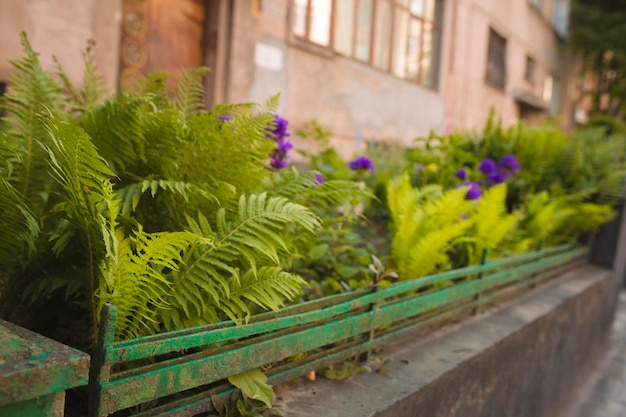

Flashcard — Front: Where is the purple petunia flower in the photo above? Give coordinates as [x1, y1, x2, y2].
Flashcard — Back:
[349, 156, 374, 171]
[464, 181, 482, 201]
[499, 154, 520, 174]
[454, 168, 467, 181]
[314, 173, 324, 184]
[267, 114, 291, 141]
[487, 172, 505, 185]
[478, 159, 497, 176]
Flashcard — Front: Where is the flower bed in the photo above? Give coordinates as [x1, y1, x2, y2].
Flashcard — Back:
[0, 34, 624, 415]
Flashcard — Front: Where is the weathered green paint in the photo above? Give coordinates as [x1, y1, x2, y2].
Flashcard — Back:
[0, 320, 90, 416]
[107, 244, 577, 363]
[90, 244, 586, 416]
[0, 392, 65, 417]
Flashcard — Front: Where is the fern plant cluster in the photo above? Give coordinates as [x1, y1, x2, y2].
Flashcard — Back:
[295, 114, 620, 282]
[0, 33, 366, 347]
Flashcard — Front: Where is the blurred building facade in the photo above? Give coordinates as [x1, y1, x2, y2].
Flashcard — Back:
[0, 0, 574, 154]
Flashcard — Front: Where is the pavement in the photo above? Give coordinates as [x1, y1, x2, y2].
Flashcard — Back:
[566, 290, 626, 417]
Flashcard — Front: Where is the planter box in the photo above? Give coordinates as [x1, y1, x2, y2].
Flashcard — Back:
[0, 320, 90, 417]
[89, 244, 591, 416]
[275, 264, 616, 417]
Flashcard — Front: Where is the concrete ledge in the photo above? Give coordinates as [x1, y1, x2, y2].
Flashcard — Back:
[276, 264, 616, 417]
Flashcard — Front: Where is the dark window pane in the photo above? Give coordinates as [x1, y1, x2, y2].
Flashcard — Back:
[486, 28, 507, 88]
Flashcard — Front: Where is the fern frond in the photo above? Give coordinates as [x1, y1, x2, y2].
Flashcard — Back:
[1, 32, 64, 204]
[403, 221, 472, 279]
[115, 179, 218, 216]
[0, 176, 39, 268]
[43, 114, 116, 329]
[173, 67, 209, 118]
[80, 93, 147, 172]
[469, 184, 519, 260]
[101, 230, 200, 340]
[156, 194, 318, 329]
[183, 108, 276, 196]
[55, 41, 106, 114]
[221, 267, 306, 324]
[387, 175, 473, 279]
[267, 168, 371, 207]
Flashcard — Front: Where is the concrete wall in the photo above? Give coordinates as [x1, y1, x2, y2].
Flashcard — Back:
[0, 0, 121, 91]
[277, 264, 617, 417]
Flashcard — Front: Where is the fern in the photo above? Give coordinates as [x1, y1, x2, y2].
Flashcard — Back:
[468, 184, 519, 262]
[81, 93, 148, 172]
[42, 114, 117, 331]
[100, 229, 201, 340]
[55, 41, 106, 115]
[173, 67, 210, 118]
[266, 168, 371, 207]
[1, 31, 64, 205]
[387, 174, 474, 279]
[115, 179, 218, 217]
[154, 194, 319, 330]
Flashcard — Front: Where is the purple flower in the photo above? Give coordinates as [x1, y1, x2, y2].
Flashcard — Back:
[275, 138, 293, 153]
[478, 159, 497, 176]
[487, 172, 505, 185]
[217, 114, 230, 122]
[414, 163, 425, 172]
[267, 114, 290, 141]
[269, 157, 289, 170]
[464, 181, 482, 201]
[499, 154, 520, 174]
[314, 173, 324, 184]
[454, 168, 467, 181]
[349, 156, 374, 172]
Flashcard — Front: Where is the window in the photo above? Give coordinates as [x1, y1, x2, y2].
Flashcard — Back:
[486, 28, 506, 89]
[292, 0, 444, 89]
[524, 55, 535, 83]
[551, 0, 569, 38]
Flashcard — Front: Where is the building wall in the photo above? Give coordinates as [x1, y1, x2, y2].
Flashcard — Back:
[0, 0, 575, 152]
[226, 0, 574, 156]
[0, 0, 121, 91]
[447, 0, 573, 131]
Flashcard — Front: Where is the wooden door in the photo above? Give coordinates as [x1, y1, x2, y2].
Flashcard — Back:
[119, 0, 207, 91]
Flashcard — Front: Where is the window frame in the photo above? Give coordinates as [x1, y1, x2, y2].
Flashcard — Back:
[485, 28, 507, 90]
[289, 0, 444, 90]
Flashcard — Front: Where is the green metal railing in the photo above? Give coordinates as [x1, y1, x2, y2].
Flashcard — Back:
[89, 243, 587, 417]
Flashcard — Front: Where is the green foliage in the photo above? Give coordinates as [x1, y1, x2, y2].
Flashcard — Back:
[0, 34, 321, 348]
[466, 184, 519, 262]
[387, 174, 474, 279]
[227, 368, 274, 409]
[570, 0, 626, 116]
[0, 32, 64, 206]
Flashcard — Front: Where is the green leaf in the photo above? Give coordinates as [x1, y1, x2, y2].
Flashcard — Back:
[309, 243, 330, 260]
[227, 368, 274, 408]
